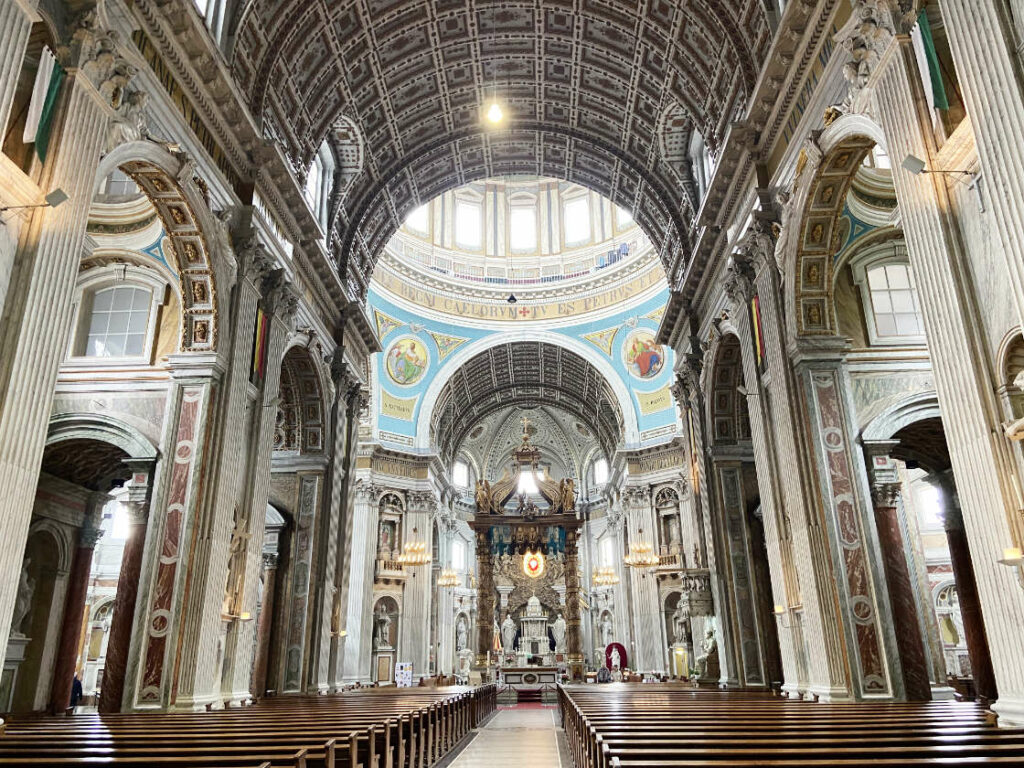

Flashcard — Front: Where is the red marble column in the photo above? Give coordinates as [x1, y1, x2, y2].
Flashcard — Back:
[251, 553, 279, 698]
[49, 522, 103, 714]
[871, 484, 931, 701]
[98, 494, 148, 714]
[942, 504, 998, 701]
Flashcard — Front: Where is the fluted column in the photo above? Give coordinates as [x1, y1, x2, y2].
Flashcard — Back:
[864, 21, 1024, 721]
[0, 22, 130, 674]
[938, 0, 1024, 327]
[329, 381, 363, 688]
[251, 552, 278, 698]
[399, 491, 436, 678]
[623, 486, 663, 672]
[0, 0, 36, 136]
[341, 480, 378, 682]
[98, 461, 153, 713]
[49, 508, 105, 713]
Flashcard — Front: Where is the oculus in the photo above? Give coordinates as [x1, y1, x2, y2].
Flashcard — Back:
[522, 549, 545, 579]
[623, 329, 665, 379]
[385, 336, 429, 387]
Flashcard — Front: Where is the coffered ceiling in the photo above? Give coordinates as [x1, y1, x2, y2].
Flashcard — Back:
[429, 341, 622, 463]
[232, 0, 771, 300]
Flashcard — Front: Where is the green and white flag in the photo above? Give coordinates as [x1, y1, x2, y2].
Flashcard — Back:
[22, 46, 64, 162]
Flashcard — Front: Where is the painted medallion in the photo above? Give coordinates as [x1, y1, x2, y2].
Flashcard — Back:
[385, 336, 429, 386]
[623, 329, 665, 379]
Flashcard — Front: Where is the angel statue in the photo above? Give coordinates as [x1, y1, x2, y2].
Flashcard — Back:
[475, 479, 491, 515]
[560, 477, 576, 513]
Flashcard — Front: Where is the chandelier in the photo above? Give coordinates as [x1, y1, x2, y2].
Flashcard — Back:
[592, 565, 619, 586]
[623, 528, 660, 570]
[397, 527, 432, 567]
[438, 567, 460, 588]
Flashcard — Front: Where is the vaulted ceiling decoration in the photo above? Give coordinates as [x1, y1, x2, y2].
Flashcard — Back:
[429, 342, 623, 463]
[232, 0, 771, 301]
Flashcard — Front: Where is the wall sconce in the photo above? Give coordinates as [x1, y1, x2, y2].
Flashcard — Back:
[223, 611, 253, 623]
[998, 547, 1024, 589]
[0, 188, 68, 217]
[774, 604, 792, 629]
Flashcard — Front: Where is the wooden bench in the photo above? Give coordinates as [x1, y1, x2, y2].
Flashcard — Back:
[559, 684, 1024, 768]
[0, 684, 496, 768]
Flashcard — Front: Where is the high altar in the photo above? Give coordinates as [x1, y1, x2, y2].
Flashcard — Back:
[470, 419, 585, 681]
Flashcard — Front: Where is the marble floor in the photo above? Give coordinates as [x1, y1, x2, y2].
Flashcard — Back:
[448, 705, 563, 767]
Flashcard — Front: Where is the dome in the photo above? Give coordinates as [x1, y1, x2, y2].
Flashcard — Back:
[370, 177, 665, 326]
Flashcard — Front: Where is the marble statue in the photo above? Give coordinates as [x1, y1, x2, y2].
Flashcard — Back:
[559, 478, 575, 512]
[474, 479, 491, 515]
[610, 646, 621, 669]
[501, 613, 517, 651]
[672, 604, 687, 644]
[695, 628, 719, 680]
[551, 612, 566, 652]
[456, 617, 468, 651]
[374, 607, 392, 649]
[11, 559, 35, 637]
[599, 615, 612, 648]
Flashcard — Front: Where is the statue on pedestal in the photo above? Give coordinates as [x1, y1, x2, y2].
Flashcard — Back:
[694, 628, 719, 681]
[610, 647, 621, 669]
[374, 607, 392, 649]
[599, 615, 612, 648]
[672, 604, 687, 645]
[551, 613, 566, 653]
[456, 617, 468, 652]
[501, 613, 516, 651]
[11, 560, 35, 637]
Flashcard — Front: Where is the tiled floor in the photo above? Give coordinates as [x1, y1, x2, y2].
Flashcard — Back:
[448, 706, 562, 767]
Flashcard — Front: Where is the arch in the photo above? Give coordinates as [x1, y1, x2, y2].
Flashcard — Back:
[275, 344, 327, 453]
[46, 413, 159, 461]
[780, 113, 889, 341]
[997, 327, 1024, 388]
[704, 333, 750, 447]
[95, 142, 227, 353]
[861, 391, 943, 443]
[416, 331, 641, 452]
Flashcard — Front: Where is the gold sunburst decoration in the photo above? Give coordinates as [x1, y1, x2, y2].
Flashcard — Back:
[522, 549, 545, 579]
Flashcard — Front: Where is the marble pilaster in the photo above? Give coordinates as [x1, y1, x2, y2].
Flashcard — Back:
[340, 479, 378, 682]
[399, 491, 436, 678]
[0, 0, 36, 137]
[623, 486, 664, 673]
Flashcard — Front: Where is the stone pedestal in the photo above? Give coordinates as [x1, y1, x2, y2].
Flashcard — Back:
[1, 635, 29, 712]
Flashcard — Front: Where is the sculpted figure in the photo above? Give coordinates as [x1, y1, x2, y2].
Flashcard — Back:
[610, 647, 621, 669]
[456, 617, 468, 651]
[695, 628, 719, 680]
[475, 479, 491, 515]
[672, 604, 687, 644]
[600, 615, 612, 648]
[551, 613, 567, 652]
[374, 607, 392, 649]
[501, 613, 517, 651]
[560, 478, 575, 512]
[11, 560, 35, 636]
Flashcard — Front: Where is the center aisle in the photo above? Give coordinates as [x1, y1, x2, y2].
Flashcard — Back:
[448, 705, 563, 767]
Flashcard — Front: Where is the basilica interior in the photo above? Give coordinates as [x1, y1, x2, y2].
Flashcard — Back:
[1, 0, 1024, 765]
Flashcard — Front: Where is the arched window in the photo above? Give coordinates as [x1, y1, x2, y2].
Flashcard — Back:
[592, 457, 609, 486]
[193, 0, 232, 46]
[452, 460, 469, 489]
[615, 205, 633, 229]
[509, 204, 537, 252]
[455, 199, 482, 249]
[304, 142, 334, 233]
[68, 265, 169, 365]
[851, 243, 925, 345]
[563, 195, 591, 245]
[451, 539, 466, 571]
[405, 203, 429, 234]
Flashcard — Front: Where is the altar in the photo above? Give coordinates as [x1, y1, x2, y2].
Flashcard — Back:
[501, 666, 559, 688]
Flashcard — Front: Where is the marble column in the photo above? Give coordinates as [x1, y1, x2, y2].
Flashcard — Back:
[941, 495, 998, 701]
[399, 492, 435, 678]
[98, 461, 152, 713]
[220, 267, 296, 704]
[870, 481, 931, 701]
[0, 0, 36, 136]
[49, 513, 104, 713]
[330, 383, 364, 688]
[563, 528, 584, 680]
[863, 19, 1024, 720]
[0, 22, 129, 674]
[938, 0, 1024, 327]
[623, 486, 664, 673]
[341, 480, 378, 682]
[251, 552, 278, 698]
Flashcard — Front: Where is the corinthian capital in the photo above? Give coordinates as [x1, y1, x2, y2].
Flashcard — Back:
[60, 9, 137, 110]
[723, 253, 756, 307]
[835, 0, 920, 110]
